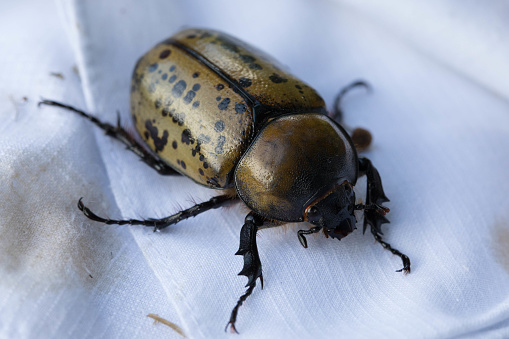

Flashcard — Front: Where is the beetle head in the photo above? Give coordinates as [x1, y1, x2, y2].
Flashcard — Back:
[304, 181, 356, 240]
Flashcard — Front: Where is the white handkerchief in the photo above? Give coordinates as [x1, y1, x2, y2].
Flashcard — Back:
[1, 0, 508, 338]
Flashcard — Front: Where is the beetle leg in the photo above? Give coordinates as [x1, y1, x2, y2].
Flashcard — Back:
[331, 82, 373, 151]
[331, 80, 370, 122]
[77, 194, 235, 231]
[226, 212, 265, 333]
[370, 227, 411, 274]
[39, 100, 178, 176]
[359, 157, 411, 274]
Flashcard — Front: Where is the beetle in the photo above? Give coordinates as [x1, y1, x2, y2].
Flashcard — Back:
[40, 28, 410, 333]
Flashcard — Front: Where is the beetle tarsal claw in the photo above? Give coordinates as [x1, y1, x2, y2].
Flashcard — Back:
[297, 231, 308, 248]
[225, 322, 239, 334]
[297, 226, 322, 248]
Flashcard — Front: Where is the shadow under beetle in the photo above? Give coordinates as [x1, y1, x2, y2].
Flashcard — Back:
[40, 28, 410, 333]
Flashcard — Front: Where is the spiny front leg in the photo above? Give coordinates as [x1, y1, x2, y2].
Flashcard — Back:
[38, 100, 178, 175]
[226, 212, 265, 334]
[78, 194, 235, 231]
[359, 157, 390, 235]
[359, 157, 411, 274]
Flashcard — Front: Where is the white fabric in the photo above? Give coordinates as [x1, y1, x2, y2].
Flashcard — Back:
[1, 0, 509, 338]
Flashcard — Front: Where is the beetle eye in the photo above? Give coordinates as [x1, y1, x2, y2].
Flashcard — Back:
[306, 205, 321, 224]
[308, 206, 318, 216]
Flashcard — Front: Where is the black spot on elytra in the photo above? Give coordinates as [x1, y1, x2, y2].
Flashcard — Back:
[215, 135, 226, 154]
[218, 98, 230, 110]
[154, 99, 162, 109]
[158, 70, 162, 74]
[172, 140, 177, 149]
[192, 101, 200, 108]
[203, 162, 209, 169]
[214, 120, 225, 132]
[250, 63, 262, 70]
[183, 91, 196, 104]
[217, 37, 239, 53]
[162, 73, 168, 81]
[235, 102, 247, 114]
[144, 131, 149, 139]
[172, 113, 185, 126]
[239, 55, 256, 63]
[216, 96, 221, 101]
[181, 129, 194, 145]
[192, 84, 201, 91]
[145, 120, 168, 152]
[199, 168, 204, 176]
[172, 80, 187, 98]
[216, 84, 224, 91]
[186, 34, 197, 39]
[299, 90, 304, 94]
[160, 49, 171, 59]
[162, 108, 169, 117]
[180, 160, 186, 169]
[169, 75, 177, 83]
[148, 63, 158, 72]
[295, 85, 302, 89]
[192, 72, 199, 78]
[191, 144, 201, 156]
[238, 77, 252, 88]
[269, 73, 288, 83]
[169, 65, 176, 72]
[199, 155, 205, 161]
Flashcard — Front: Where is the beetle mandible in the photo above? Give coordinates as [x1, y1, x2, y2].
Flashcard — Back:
[40, 28, 411, 333]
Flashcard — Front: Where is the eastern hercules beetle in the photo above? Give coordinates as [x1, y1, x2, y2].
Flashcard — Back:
[40, 28, 410, 333]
